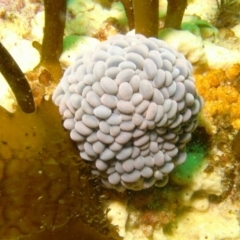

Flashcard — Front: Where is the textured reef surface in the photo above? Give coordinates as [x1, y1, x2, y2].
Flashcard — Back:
[1, 0, 240, 240]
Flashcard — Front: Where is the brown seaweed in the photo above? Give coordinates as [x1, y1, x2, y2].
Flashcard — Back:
[0, 42, 35, 113]
[119, 0, 188, 35]
[34, 0, 66, 82]
[164, 0, 187, 29]
[119, 0, 135, 30]
[132, 0, 159, 37]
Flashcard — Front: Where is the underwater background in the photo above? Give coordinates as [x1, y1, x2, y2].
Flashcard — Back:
[1, 0, 240, 239]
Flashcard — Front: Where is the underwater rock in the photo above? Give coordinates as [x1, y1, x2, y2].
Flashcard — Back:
[53, 33, 203, 191]
[203, 41, 240, 70]
[65, 0, 126, 38]
[158, 28, 208, 72]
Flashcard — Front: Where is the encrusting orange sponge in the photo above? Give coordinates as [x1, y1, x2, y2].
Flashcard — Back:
[195, 64, 240, 131]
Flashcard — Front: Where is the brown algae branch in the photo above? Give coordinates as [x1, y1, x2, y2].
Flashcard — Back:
[0, 42, 35, 113]
[120, 0, 159, 37]
[34, 0, 66, 82]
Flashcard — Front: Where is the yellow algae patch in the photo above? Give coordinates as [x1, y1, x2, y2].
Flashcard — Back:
[0, 100, 120, 240]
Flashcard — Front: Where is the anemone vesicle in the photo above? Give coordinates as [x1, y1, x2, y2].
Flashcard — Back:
[52, 34, 203, 191]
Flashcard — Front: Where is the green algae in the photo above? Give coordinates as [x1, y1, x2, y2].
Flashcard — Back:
[181, 15, 219, 40]
[63, 35, 83, 51]
[171, 128, 208, 185]
[171, 151, 206, 185]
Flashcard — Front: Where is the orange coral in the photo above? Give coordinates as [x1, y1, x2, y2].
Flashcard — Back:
[195, 64, 240, 131]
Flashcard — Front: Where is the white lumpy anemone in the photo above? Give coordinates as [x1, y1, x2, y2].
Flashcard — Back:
[52, 33, 203, 191]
